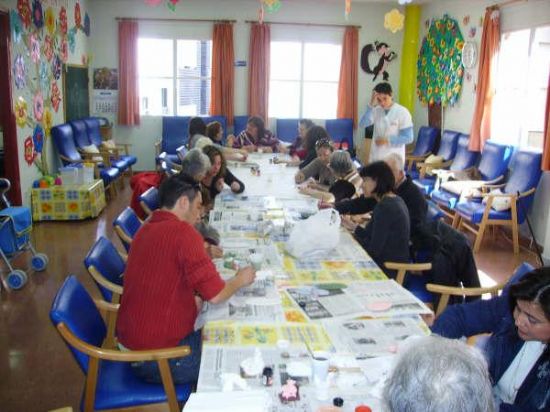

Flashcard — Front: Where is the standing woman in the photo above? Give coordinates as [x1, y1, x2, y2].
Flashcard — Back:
[201, 145, 245, 201]
[341, 161, 410, 278]
[233, 116, 285, 153]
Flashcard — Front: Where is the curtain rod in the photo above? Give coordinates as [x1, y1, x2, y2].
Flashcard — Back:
[116, 17, 236, 23]
[245, 20, 361, 29]
[487, 0, 527, 10]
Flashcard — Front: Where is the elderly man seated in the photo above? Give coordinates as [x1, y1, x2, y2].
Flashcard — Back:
[383, 335, 494, 412]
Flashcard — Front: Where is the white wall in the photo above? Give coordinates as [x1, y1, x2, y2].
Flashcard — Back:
[417, 0, 550, 257]
[88, 0, 408, 171]
[0, 0, 90, 206]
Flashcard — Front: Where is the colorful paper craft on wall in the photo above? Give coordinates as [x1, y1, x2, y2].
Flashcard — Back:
[384, 9, 405, 33]
[144, 0, 181, 11]
[361, 41, 397, 82]
[416, 14, 465, 107]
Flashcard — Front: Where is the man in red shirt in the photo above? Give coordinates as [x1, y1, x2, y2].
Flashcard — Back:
[116, 173, 256, 384]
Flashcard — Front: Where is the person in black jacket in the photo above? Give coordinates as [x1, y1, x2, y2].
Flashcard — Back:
[201, 145, 245, 203]
[341, 161, 410, 278]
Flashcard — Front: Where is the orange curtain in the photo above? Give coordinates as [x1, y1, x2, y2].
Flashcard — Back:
[210, 23, 235, 125]
[248, 23, 270, 121]
[337, 27, 359, 127]
[118, 20, 140, 126]
[542, 71, 550, 170]
[469, 8, 500, 151]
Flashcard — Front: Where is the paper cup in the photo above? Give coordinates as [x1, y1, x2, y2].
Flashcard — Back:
[249, 253, 263, 270]
[311, 351, 330, 385]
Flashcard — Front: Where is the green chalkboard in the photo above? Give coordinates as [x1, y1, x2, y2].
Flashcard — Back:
[63, 64, 90, 122]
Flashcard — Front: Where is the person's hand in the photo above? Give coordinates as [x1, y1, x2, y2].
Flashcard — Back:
[318, 200, 334, 210]
[236, 265, 256, 287]
[298, 186, 312, 196]
[194, 294, 204, 312]
[226, 135, 235, 147]
[230, 181, 241, 193]
[278, 144, 289, 154]
[370, 90, 378, 107]
[205, 242, 224, 259]
[215, 178, 225, 192]
[239, 150, 248, 161]
[375, 138, 389, 147]
[260, 146, 273, 153]
[341, 215, 358, 232]
[295, 171, 306, 184]
[420, 312, 435, 327]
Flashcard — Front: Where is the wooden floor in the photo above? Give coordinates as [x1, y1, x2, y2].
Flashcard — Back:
[0, 181, 541, 411]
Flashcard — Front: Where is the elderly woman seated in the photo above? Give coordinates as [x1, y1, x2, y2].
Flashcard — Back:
[298, 150, 362, 203]
[383, 335, 494, 412]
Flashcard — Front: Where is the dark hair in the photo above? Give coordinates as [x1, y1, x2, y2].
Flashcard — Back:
[206, 121, 222, 142]
[374, 82, 393, 96]
[299, 119, 314, 130]
[509, 267, 550, 321]
[202, 144, 227, 178]
[158, 173, 200, 209]
[188, 117, 207, 137]
[305, 126, 331, 152]
[247, 116, 266, 143]
[315, 137, 334, 152]
[359, 161, 395, 196]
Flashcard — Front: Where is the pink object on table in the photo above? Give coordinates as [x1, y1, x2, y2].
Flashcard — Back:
[366, 301, 392, 312]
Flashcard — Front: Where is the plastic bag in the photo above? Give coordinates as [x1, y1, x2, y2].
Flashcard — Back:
[286, 208, 341, 259]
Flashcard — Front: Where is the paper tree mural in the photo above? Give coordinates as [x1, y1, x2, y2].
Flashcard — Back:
[417, 14, 465, 107]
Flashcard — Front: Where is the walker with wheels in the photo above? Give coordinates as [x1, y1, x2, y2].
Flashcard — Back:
[0, 178, 48, 290]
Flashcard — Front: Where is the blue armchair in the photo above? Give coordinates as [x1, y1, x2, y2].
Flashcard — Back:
[430, 140, 513, 219]
[233, 115, 249, 136]
[276, 118, 300, 143]
[50, 275, 192, 412]
[405, 126, 439, 175]
[139, 187, 160, 217]
[407, 129, 459, 180]
[325, 118, 354, 153]
[414, 134, 479, 195]
[51, 123, 120, 198]
[454, 150, 542, 254]
[113, 207, 143, 252]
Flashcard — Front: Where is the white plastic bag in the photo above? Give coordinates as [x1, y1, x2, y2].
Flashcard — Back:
[286, 208, 341, 259]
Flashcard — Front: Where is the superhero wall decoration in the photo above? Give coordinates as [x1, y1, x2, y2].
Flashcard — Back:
[361, 41, 397, 82]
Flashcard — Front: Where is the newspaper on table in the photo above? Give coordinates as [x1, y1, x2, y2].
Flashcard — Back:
[283, 280, 432, 322]
[323, 316, 430, 358]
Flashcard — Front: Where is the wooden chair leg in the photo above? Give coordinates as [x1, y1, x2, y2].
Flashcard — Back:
[473, 221, 487, 253]
[452, 214, 461, 229]
[83, 357, 99, 412]
[158, 359, 179, 412]
[511, 200, 519, 254]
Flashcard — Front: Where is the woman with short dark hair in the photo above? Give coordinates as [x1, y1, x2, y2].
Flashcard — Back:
[201, 145, 245, 203]
[188, 117, 210, 149]
[341, 161, 410, 278]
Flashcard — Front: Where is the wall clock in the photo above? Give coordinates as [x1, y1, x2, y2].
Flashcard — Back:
[462, 41, 477, 69]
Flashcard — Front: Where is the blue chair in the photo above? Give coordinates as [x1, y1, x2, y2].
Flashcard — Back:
[139, 187, 159, 217]
[233, 115, 249, 136]
[405, 126, 439, 174]
[325, 119, 354, 153]
[113, 207, 143, 252]
[83, 117, 137, 174]
[426, 199, 445, 222]
[276, 118, 300, 143]
[454, 150, 542, 254]
[430, 140, 513, 218]
[414, 134, 479, 195]
[156, 152, 181, 177]
[51, 124, 120, 198]
[176, 145, 188, 163]
[84, 237, 126, 348]
[384, 262, 434, 303]
[408, 129, 459, 180]
[50, 275, 192, 412]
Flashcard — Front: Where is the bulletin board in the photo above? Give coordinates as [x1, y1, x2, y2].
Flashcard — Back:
[63, 64, 90, 122]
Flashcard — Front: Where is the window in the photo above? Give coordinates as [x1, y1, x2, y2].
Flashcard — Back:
[138, 38, 212, 116]
[491, 25, 550, 149]
[269, 41, 341, 119]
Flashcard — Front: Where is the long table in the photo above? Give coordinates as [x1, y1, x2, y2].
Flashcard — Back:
[190, 154, 431, 412]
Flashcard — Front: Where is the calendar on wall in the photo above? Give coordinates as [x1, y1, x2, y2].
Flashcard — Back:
[92, 68, 118, 115]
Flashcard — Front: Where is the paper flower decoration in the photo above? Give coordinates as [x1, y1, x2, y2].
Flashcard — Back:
[33, 125, 44, 154]
[60, 38, 68, 63]
[38, 61, 49, 92]
[417, 15, 464, 107]
[59, 6, 68, 34]
[33, 92, 44, 121]
[15, 97, 28, 128]
[51, 81, 61, 112]
[145, 0, 163, 4]
[30, 34, 40, 63]
[84, 12, 91, 36]
[75, 2, 82, 28]
[263, 0, 281, 13]
[384, 9, 405, 33]
[32, 0, 43, 28]
[42, 107, 53, 136]
[45, 7, 55, 35]
[43, 35, 54, 61]
[13, 54, 27, 90]
[68, 27, 76, 53]
[10, 10, 23, 44]
[52, 55, 62, 80]
[24, 136, 35, 166]
[17, 0, 32, 29]
[345, 0, 351, 19]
